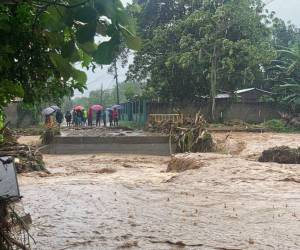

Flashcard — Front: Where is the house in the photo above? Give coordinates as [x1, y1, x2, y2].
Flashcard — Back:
[215, 88, 272, 103]
[235, 88, 272, 103]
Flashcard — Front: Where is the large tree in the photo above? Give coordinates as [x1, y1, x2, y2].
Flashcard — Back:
[0, 0, 140, 110]
[128, 0, 275, 118]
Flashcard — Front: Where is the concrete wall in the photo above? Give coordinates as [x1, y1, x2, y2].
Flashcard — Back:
[147, 101, 281, 123]
[4, 103, 18, 126]
[43, 135, 174, 156]
[4, 103, 37, 128]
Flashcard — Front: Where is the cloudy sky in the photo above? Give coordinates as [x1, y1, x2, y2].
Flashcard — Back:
[267, 0, 300, 26]
[74, 0, 300, 97]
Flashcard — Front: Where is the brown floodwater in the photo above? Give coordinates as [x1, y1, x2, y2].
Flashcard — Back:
[18, 132, 300, 250]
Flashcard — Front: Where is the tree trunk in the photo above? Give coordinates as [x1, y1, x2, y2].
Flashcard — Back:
[113, 60, 120, 105]
[210, 46, 218, 121]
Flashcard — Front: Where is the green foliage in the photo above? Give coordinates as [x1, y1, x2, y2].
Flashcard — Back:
[0, 80, 24, 108]
[271, 18, 300, 48]
[128, 0, 275, 115]
[264, 119, 287, 132]
[263, 118, 300, 133]
[0, 0, 139, 111]
[269, 44, 300, 112]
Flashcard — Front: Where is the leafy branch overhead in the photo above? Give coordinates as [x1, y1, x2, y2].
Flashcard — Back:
[0, 0, 141, 109]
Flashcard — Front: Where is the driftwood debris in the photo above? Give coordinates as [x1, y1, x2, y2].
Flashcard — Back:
[173, 112, 215, 153]
[0, 128, 46, 173]
[167, 154, 205, 173]
[148, 112, 215, 153]
[259, 146, 300, 164]
[279, 112, 300, 128]
[0, 202, 32, 250]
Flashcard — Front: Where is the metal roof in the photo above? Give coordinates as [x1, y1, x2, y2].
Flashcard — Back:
[235, 88, 272, 94]
[215, 93, 231, 99]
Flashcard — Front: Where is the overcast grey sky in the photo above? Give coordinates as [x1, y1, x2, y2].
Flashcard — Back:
[74, 0, 300, 97]
[267, 0, 300, 26]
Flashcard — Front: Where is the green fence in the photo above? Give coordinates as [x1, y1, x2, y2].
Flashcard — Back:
[120, 100, 148, 126]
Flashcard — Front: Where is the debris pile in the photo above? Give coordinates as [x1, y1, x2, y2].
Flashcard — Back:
[173, 113, 215, 153]
[147, 120, 174, 134]
[167, 154, 205, 172]
[14, 127, 44, 136]
[224, 119, 248, 127]
[279, 112, 300, 128]
[259, 146, 300, 164]
[0, 128, 46, 173]
[148, 112, 215, 153]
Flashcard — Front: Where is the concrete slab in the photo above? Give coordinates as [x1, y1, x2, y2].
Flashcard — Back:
[42, 136, 175, 156]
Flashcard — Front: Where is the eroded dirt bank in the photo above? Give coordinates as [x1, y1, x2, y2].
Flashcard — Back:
[18, 132, 300, 249]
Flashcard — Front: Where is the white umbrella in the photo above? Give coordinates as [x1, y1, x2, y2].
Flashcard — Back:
[50, 105, 60, 111]
[42, 107, 55, 116]
[111, 104, 122, 109]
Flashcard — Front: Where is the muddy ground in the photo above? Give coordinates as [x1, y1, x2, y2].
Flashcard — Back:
[18, 132, 300, 250]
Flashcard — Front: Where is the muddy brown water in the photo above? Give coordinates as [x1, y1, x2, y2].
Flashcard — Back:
[18, 132, 300, 249]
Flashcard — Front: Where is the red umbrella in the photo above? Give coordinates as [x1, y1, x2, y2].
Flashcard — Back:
[74, 105, 84, 111]
[90, 104, 103, 111]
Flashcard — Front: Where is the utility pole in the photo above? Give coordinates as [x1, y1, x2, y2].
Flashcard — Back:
[113, 59, 120, 104]
[100, 84, 103, 104]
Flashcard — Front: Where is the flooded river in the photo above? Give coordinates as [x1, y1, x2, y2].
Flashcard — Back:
[18, 132, 300, 249]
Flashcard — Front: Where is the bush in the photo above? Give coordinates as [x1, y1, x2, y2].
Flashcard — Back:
[264, 119, 286, 132]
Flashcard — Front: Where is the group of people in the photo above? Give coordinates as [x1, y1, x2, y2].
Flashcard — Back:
[64, 108, 119, 128]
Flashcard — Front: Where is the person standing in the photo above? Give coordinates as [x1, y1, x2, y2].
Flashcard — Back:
[65, 111, 72, 127]
[102, 109, 107, 127]
[112, 108, 118, 127]
[88, 108, 93, 126]
[45, 114, 54, 128]
[73, 111, 79, 127]
[108, 109, 113, 127]
[96, 110, 101, 127]
[72, 110, 76, 126]
[76, 110, 81, 126]
[82, 109, 87, 126]
[55, 110, 64, 128]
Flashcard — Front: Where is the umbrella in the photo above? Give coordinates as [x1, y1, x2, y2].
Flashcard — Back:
[74, 105, 84, 111]
[90, 104, 103, 111]
[42, 107, 55, 116]
[111, 104, 121, 110]
[50, 105, 60, 111]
